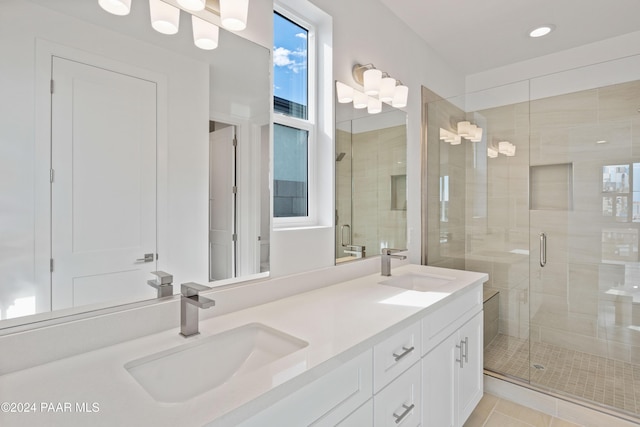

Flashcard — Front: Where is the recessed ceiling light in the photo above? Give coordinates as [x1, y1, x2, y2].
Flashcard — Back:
[596, 140, 608, 144]
[529, 25, 555, 38]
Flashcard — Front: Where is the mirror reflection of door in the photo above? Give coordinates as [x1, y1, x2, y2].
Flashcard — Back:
[209, 123, 237, 281]
[51, 56, 157, 310]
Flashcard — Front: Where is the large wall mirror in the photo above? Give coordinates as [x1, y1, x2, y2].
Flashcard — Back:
[0, 0, 270, 329]
[335, 98, 407, 263]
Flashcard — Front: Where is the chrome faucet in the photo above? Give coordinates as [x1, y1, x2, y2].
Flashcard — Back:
[147, 271, 174, 298]
[180, 282, 215, 337]
[381, 248, 407, 276]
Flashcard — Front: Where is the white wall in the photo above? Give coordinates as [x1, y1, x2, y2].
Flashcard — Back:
[270, 0, 466, 276]
[466, 30, 640, 95]
[0, 0, 209, 317]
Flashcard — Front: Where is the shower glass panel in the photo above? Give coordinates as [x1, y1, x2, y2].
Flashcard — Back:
[424, 59, 640, 419]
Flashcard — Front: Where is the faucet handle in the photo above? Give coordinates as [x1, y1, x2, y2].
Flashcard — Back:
[181, 282, 212, 297]
[381, 248, 407, 255]
[150, 271, 173, 285]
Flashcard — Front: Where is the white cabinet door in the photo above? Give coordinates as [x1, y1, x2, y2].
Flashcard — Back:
[457, 311, 483, 425]
[374, 361, 421, 427]
[422, 333, 457, 427]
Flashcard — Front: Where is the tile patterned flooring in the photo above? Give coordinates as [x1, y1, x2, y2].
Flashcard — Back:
[464, 393, 582, 427]
[484, 334, 640, 417]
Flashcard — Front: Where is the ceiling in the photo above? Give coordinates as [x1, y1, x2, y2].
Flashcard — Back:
[378, 0, 640, 76]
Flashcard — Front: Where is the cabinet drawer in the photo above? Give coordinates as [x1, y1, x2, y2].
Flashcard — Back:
[374, 361, 421, 427]
[373, 321, 421, 392]
[336, 399, 373, 426]
[422, 283, 482, 356]
[239, 350, 373, 427]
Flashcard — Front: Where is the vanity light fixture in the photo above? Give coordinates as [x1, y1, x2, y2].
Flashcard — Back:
[99, 0, 240, 51]
[498, 141, 516, 156]
[487, 146, 499, 158]
[220, 0, 249, 31]
[149, 0, 180, 35]
[192, 15, 219, 50]
[99, 0, 131, 15]
[336, 63, 408, 114]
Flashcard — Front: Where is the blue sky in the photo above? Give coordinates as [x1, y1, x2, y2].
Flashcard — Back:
[273, 13, 308, 106]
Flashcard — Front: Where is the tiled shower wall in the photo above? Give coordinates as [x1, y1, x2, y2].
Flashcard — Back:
[350, 125, 407, 256]
[335, 124, 407, 259]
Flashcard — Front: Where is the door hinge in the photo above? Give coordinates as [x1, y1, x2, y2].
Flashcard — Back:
[50, 258, 54, 272]
[50, 79, 54, 94]
[50, 168, 55, 183]
[232, 185, 238, 194]
[232, 233, 237, 242]
[232, 136, 238, 147]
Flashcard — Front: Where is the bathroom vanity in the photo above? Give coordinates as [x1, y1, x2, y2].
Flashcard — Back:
[0, 264, 486, 426]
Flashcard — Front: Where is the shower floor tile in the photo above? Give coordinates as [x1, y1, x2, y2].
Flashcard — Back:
[485, 333, 640, 418]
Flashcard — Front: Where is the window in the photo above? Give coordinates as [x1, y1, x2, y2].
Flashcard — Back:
[273, 9, 315, 221]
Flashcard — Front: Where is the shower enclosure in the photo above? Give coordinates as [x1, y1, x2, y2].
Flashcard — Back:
[423, 57, 640, 420]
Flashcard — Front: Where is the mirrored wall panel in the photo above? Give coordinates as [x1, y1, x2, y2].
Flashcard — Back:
[0, 0, 270, 329]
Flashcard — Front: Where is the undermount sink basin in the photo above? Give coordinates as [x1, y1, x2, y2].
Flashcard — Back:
[379, 272, 455, 292]
[125, 323, 308, 403]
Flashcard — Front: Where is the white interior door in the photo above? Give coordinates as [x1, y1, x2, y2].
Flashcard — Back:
[209, 125, 236, 280]
[51, 56, 157, 310]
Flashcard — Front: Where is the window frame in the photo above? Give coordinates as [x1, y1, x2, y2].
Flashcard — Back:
[273, 5, 318, 227]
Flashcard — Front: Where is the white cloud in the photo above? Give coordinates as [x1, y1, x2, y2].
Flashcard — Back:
[295, 32, 307, 40]
[273, 47, 293, 67]
[273, 46, 307, 73]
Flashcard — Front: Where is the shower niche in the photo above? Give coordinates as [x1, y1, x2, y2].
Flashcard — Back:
[529, 163, 573, 211]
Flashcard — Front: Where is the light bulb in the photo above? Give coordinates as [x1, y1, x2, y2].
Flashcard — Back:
[368, 97, 382, 114]
[220, 0, 249, 31]
[391, 84, 408, 108]
[192, 16, 219, 50]
[98, 0, 131, 16]
[150, 0, 180, 35]
[379, 77, 396, 103]
[336, 82, 354, 103]
[353, 90, 368, 109]
[363, 69, 382, 96]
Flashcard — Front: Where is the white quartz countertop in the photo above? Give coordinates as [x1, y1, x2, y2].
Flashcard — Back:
[0, 264, 487, 427]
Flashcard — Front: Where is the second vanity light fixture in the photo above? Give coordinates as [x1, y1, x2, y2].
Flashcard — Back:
[336, 63, 409, 114]
[439, 121, 484, 145]
[98, 0, 249, 50]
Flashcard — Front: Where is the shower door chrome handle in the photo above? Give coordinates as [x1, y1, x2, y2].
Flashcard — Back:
[540, 232, 547, 267]
[341, 224, 351, 247]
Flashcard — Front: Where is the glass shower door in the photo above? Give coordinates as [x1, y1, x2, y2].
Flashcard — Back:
[528, 79, 640, 416]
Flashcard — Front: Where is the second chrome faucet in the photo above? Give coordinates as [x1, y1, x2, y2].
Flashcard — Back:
[381, 248, 407, 276]
[180, 282, 215, 337]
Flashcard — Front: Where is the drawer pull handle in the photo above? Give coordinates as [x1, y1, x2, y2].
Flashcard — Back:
[456, 341, 464, 368]
[392, 346, 415, 362]
[462, 337, 469, 363]
[393, 403, 415, 424]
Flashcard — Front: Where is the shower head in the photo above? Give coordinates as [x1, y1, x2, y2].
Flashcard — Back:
[336, 152, 346, 162]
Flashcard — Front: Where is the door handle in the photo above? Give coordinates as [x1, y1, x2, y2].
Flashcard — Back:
[540, 232, 547, 267]
[341, 224, 351, 247]
[136, 253, 154, 263]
